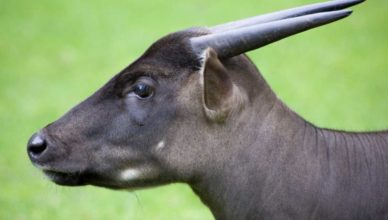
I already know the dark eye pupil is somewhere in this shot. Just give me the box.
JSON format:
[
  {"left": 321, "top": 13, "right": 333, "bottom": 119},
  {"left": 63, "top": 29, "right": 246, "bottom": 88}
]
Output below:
[{"left": 133, "top": 83, "right": 152, "bottom": 98}]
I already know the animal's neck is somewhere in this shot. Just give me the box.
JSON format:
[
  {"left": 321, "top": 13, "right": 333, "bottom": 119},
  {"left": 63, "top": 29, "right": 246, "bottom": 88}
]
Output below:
[
  {"left": 190, "top": 90, "right": 388, "bottom": 219},
  {"left": 190, "top": 93, "right": 309, "bottom": 219}
]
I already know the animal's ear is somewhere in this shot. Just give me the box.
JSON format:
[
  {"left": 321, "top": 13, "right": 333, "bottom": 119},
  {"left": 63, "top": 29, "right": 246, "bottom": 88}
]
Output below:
[{"left": 200, "top": 48, "right": 245, "bottom": 122}]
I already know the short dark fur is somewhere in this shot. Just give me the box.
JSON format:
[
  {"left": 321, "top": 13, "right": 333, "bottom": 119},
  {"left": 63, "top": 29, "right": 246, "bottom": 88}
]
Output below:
[{"left": 28, "top": 2, "right": 388, "bottom": 220}]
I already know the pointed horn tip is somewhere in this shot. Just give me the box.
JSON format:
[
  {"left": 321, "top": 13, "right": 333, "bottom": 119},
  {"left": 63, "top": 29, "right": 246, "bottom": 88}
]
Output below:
[
  {"left": 340, "top": 9, "right": 353, "bottom": 17},
  {"left": 322, "top": 9, "right": 353, "bottom": 22},
  {"left": 327, "top": 9, "right": 353, "bottom": 19},
  {"left": 348, "top": 0, "right": 366, "bottom": 6},
  {"left": 337, "top": 0, "right": 365, "bottom": 5}
]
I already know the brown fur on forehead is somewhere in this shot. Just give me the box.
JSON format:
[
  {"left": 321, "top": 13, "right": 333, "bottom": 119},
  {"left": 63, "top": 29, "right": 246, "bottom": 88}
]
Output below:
[
  {"left": 139, "top": 28, "right": 210, "bottom": 72},
  {"left": 111, "top": 28, "right": 211, "bottom": 94}
]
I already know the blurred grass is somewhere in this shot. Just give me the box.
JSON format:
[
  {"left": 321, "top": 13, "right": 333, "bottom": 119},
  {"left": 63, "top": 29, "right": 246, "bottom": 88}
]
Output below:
[{"left": 0, "top": 0, "right": 387, "bottom": 219}]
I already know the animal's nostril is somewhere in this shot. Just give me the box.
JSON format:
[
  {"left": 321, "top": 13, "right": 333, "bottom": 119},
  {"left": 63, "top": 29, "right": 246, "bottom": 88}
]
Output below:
[{"left": 27, "top": 133, "right": 47, "bottom": 158}]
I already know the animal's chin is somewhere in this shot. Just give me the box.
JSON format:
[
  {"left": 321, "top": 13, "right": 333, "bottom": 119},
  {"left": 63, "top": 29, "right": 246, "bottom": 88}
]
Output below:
[
  {"left": 43, "top": 170, "right": 85, "bottom": 186},
  {"left": 42, "top": 170, "right": 129, "bottom": 189},
  {"left": 42, "top": 169, "right": 162, "bottom": 190}
]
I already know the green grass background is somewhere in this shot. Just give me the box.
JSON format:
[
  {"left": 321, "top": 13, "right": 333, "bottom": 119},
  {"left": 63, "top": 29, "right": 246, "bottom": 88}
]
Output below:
[{"left": 1, "top": 0, "right": 387, "bottom": 219}]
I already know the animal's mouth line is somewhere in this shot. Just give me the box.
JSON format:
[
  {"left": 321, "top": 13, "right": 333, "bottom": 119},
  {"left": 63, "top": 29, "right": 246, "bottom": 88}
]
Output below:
[
  {"left": 43, "top": 169, "right": 78, "bottom": 176},
  {"left": 43, "top": 170, "right": 84, "bottom": 186}
]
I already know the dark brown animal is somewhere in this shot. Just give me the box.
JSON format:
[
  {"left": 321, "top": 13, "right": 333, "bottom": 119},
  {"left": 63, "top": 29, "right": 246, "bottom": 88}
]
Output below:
[{"left": 28, "top": 0, "right": 388, "bottom": 219}]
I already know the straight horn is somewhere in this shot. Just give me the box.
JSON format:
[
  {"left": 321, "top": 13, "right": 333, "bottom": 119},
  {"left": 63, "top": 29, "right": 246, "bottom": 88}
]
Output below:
[
  {"left": 210, "top": 0, "right": 364, "bottom": 32},
  {"left": 191, "top": 0, "right": 364, "bottom": 59}
]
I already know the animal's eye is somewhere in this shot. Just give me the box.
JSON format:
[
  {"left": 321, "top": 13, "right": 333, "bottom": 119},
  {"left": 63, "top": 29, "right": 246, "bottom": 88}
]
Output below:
[{"left": 131, "top": 82, "right": 154, "bottom": 99}]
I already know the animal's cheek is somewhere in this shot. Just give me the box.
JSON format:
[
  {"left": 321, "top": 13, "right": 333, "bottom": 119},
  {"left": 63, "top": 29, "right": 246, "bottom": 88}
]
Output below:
[
  {"left": 122, "top": 96, "right": 154, "bottom": 126},
  {"left": 128, "top": 109, "right": 149, "bottom": 126}
]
